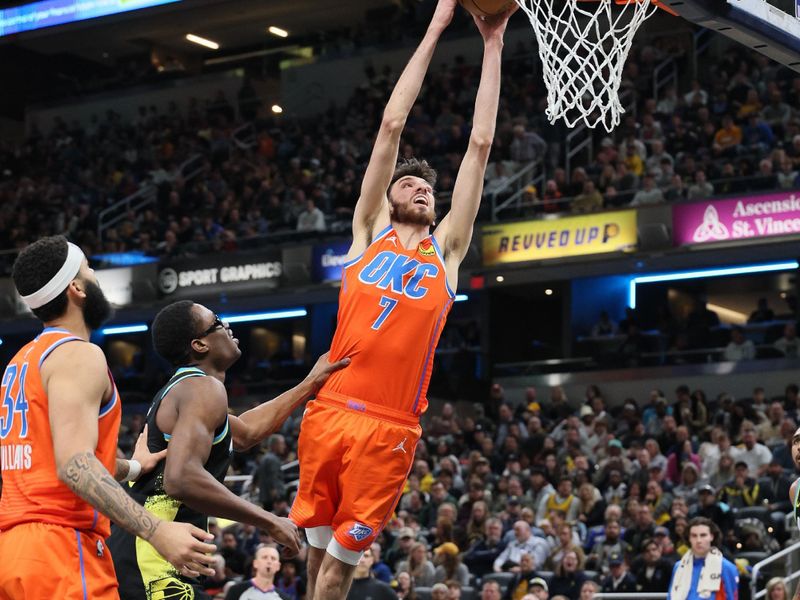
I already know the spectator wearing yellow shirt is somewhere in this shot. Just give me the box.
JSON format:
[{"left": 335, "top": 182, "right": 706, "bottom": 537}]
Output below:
[{"left": 713, "top": 116, "right": 742, "bottom": 156}]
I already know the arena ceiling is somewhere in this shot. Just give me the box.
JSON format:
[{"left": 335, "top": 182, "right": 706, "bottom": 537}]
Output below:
[{"left": 0, "top": 0, "right": 399, "bottom": 63}]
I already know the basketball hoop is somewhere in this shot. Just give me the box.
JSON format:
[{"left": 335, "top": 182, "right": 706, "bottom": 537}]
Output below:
[{"left": 515, "top": 0, "right": 659, "bottom": 132}]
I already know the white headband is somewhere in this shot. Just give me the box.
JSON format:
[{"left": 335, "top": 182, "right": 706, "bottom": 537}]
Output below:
[{"left": 21, "top": 242, "right": 85, "bottom": 309}]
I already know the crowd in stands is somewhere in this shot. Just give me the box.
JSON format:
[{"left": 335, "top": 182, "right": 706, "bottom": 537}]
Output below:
[
  {"left": 117, "top": 380, "right": 800, "bottom": 600},
  {"left": 579, "top": 296, "right": 800, "bottom": 368},
  {"left": 2, "top": 23, "right": 800, "bottom": 264}
]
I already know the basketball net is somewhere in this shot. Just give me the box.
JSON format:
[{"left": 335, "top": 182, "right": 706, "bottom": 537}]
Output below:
[{"left": 515, "top": 0, "right": 658, "bottom": 132}]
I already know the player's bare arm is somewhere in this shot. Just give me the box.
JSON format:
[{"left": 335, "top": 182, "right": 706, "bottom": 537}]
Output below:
[
  {"left": 230, "top": 352, "right": 350, "bottom": 451},
  {"left": 46, "top": 342, "right": 217, "bottom": 577},
  {"left": 434, "top": 6, "right": 514, "bottom": 291},
  {"left": 160, "top": 375, "right": 302, "bottom": 557},
  {"left": 349, "top": 0, "right": 457, "bottom": 258}
]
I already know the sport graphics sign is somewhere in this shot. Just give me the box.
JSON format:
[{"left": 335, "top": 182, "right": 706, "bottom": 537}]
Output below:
[
  {"left": 158, "top": 250, "right": 282, "bottom": 298},
  {"left": 311, "top": 241, "right": 351, "bottom": 283},
  {"left": 482, "top": 211, "right": 637, "bottom": 265},
  {"left": 673, "top": 192, "right": 800, "bottom": 246}
]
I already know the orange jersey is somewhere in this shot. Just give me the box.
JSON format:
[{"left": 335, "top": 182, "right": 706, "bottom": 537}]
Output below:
[
  {"left": 0, "top": 328, "right": 121, "bottom": 538},
  {"left": 322, "top": 225, "right": 455, "bottom": 416}
]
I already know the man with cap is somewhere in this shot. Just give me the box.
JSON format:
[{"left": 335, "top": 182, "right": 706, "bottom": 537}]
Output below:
[
  {"left": 526, "top": 577, "right": 549, "bottom": 600},
  {"left": 601, "top": 553, "right": 637, "bottom": 593},
  {"left": 494, "top": 521, "right": 549, "bottom": 573},
  {"left": 654, "top": 526, "right": 680, "bottom": 563},
  {"left": 718, "top": 461, "right": 761, "bottom": 508},
  {"left": 691, "top": 484, "right": 735, "bottom": 539},
  {"left": 0, "top": 235, "right": 218, "bottom": 598},
  {"left": 384, "top": 527, "right": 417, "bottom": 571}
]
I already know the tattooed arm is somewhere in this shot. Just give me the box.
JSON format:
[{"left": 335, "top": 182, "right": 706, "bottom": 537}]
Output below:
[{"left": 43, "top": 341, "right": 216, "bottom": 576}]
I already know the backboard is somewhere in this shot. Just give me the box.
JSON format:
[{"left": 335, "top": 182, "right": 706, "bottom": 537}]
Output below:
[{"left": 663, "top": 0, "right": 800, "bottom": 71}]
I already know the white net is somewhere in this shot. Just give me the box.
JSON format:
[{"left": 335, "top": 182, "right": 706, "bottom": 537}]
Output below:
[{"left": 515, "top": 0, "right": 658, "bottom": 132}]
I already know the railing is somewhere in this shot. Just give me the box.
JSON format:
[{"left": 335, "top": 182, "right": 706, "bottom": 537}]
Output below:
[
  {"left": 97, "top": 153, "right": 205, "bottom": 240},
  {"left": 490, "top": 159, "right": 545, "bottom": 222},
  {"left": 652, "top": 56, "right": 678, "bottom": 100},
  {"left": 96, "top": 185, "right": 157, "bottom": 240},
  {"left": 751, "top": 540, "right": 800, "bottom": 600},
  {"left": 594, "top": 595, "right": 666, "bottom": 600},
  {"left": 223, "top": 459, "right": 300, "bottom": 500},
  {"left": 691, "top": 28, "right": 715, "bottom": 79},
  {"left": 231, "top": 122, "right": 257, "bottom": 150},
  {"left": 565, "top": 126, "right": 593, "bottom": 184}
]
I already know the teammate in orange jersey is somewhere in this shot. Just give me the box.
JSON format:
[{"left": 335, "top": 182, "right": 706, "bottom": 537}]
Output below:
[
  {"left": 288, "top": 1, "right": 517, "bottom": 598},
  {"left": 0, "top": 236, "right": 217, "bottom": 600}
]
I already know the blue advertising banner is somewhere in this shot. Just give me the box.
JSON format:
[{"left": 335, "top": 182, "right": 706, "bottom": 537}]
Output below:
[{"left": 311, "top": 241, "right": 351, "bottom": 283}]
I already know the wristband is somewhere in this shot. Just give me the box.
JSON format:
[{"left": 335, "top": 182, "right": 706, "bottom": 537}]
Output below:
[{"left": 123, "top": 459, "right": 142, "bottom": 483}]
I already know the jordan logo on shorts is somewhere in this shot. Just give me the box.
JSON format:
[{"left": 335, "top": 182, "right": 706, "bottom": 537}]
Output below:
[
  {"left": 348, "top": 522, "right": 374, "bottom": 542},
  {"left": 392, "top": 437, "right": 407, "bottom": 453}
]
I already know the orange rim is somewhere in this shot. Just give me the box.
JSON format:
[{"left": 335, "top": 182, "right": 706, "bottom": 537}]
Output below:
[{"left": 574, "top": 0, "right": 677, "bottom": 15}]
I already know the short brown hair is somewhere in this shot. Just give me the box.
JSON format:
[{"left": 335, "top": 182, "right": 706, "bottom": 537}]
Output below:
[
  {"left": 687, "top": 517, "right": 722, "bottom": 547},
  {"left": 389, "top": 158, "right": 437, "bottom": 191}
]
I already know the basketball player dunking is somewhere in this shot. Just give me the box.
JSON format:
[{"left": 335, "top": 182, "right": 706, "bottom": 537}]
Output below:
[
  {"left": 288, "top": 1, "right": 517, "bottom": 598},
  {"left": 0, "top": 236, "right": 217, "bottom": 600}
]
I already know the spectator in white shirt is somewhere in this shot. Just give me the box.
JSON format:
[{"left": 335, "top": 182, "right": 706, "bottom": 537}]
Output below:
[
  {"left": 493, "top": 521, "right": 549, "bottom": 573},
  {"left": 774, "top": 322, "right": 800, "bottom": 358},
  {"left": 630, "top": 175, "right": 664, "bottom": 206},
  {"left": 687, "top": 170, "right": 715, "bottom": 200},
  {"left": 296, "top": 198, "right": 327, "bottom": 232},
  {"left": 723, "top": 326, "right": 755, "bottom": 361},
  {"left": 730, "top": 423, "right": 773, "bottom": 477}
]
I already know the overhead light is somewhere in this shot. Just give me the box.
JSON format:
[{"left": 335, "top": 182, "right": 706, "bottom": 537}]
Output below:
[
  {"left": 455, "top": 294, "right": 468, "bottom": 302},
  {"left": 496, "top": 275, "right": 504, "bottom": 283},
  {"left": 271, "top": 105, "right": 283, "bottom": 114},
  {"left": 101, "top": 324, "right": 148, "bottom": 336},
  {"left": 545, "top": 288, "right": 553, "bottom": 296},
  {"left": 268, "top": 26, "right": 289, "bottom": 38},
  {"left": 185, "top": 33, "right": 219, "bottom": 50},
  {"left": 628, "top": 261, "right": 799, "bottom": 309},
  {"left": 221, "top": 309, "right": 307, "bottom": 324}
]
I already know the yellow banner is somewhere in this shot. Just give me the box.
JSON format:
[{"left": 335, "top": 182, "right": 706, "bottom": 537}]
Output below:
[{"left": 482, "top": 211, "right": 637, "bottom": 265}]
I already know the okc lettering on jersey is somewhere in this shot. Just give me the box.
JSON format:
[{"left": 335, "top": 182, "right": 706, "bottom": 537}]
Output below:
[{"left": 357, "top": 250, "right": 439, "bottom": 299}]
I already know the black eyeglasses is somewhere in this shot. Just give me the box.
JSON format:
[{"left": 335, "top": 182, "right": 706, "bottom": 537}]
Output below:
[{"left": 198, "top": 314, "right": 224, "bottom": 338}]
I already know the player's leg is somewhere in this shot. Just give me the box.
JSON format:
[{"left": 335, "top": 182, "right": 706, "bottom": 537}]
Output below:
[
  {"left": 315, "top": 414, "right": 421, "bottom": 599},
  {"left": 305, "top": 527, "right": 333, "bottom": 599},
  {"left": 288, "top": 401, "right": 346, "bottom": 598}
]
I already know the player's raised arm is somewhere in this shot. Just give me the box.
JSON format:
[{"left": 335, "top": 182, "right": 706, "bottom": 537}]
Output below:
[
  {"left": 351, "top": 0, "right": 456, "bottom": 250},
  {"left": 435, "top": 6, "right": 515, "bottom": 266},
  {"left": 229, "top": 352, "right": 350, "bottom": 451}
]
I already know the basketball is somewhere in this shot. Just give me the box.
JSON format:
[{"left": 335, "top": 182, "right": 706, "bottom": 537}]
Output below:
[{"left": 458, "top": 0, "right": 515, "bottom": 18}]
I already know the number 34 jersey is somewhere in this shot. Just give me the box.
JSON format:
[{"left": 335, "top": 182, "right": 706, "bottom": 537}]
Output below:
[{"left": 321, "top": 224, "right": 455, "bottom": 418}]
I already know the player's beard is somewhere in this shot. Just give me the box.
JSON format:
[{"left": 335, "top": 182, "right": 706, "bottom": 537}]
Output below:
[
  {"left": 389, "top": 197, "right": 435, "bottom": 227},
  {"left": 81, "top": 279, "right": 114, "bottom": 331}
]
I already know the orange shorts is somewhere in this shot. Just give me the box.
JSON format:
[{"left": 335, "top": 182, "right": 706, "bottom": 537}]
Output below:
[
  {"left": 289, "top": 393, "right": 421, "bottom": 552},
  {"left": 0, "top": 522, "right": 119, "bottom": 600}
]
